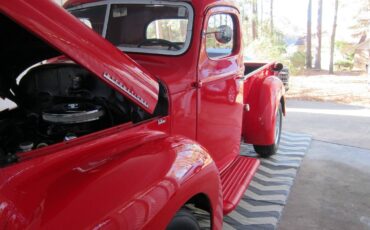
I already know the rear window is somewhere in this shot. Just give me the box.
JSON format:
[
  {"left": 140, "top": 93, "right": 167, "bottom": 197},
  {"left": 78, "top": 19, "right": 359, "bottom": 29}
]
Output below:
[
  {"left": 146, "top": 19, "right": 188, "bottom": 43},
  {"left": 69, "top": 5, "right": 107, "bottom": 35},
  {"left": 105, "top": 3, "right": 193, "bottom": 55}
]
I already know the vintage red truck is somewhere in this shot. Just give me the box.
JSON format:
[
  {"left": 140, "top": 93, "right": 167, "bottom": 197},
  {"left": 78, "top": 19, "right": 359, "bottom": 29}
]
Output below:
[{"left": 0, "top": 0, "right": 286, "bottom": 229}]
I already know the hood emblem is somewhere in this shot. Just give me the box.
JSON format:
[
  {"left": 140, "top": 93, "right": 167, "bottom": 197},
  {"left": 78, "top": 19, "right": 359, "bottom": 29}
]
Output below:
[
  {"left": 103, "top": 72, "right": 149, "bottom": 108},
  {"left": 158, "top": 118, "right": 166, "bottom": 125}
]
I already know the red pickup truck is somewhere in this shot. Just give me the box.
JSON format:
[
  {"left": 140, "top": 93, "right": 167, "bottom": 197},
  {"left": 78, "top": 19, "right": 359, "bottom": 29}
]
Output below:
[{"left": 0, "top": 0, "right": 285, "bottom": 229}]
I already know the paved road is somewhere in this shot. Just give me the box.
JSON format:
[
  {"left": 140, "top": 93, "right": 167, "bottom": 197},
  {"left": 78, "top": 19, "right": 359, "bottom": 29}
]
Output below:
[{"left": 279, "top": 100, "right": 370, "bottom": 230}]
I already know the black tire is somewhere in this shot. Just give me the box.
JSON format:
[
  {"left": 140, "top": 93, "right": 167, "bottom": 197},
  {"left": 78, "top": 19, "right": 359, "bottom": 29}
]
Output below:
[
  {"left": 167, "top": 208, "right": 200, "bottom": 230},
  {"left": 254, "top": 103, "right": 282, "bottom": 158}
]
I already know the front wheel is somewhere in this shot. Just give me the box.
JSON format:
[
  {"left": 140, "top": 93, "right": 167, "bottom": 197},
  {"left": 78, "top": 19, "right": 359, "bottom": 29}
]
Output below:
[
  {"left": 254, "top": 104, "right": 282, "bottom": 158},
  {"left": 167, "top": 208, "right": 200, "bottom": 230}
]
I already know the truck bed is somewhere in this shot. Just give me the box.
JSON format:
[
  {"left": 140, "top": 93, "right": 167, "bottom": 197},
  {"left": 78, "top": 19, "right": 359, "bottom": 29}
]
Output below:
[{"left": 244, "top": 62, "right": 270, "bottom": 77}]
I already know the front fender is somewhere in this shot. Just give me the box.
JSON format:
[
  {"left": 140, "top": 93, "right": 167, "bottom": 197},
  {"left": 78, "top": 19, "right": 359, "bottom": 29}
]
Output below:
[
  {"left": 143, "top": 137, "right": 223, "bottom": 230},
  {"left": 243, "top": 75, "right": 285, "bottom": 145},
  {"left": 0, "top": 132, "right": 221, "bottom": 230}
]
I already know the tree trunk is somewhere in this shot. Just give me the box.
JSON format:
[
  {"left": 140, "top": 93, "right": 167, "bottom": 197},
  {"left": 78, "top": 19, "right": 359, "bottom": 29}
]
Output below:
[
  {"left": 306, "top": 0, "right": 312, "bottom": 69},
  {"left": 329, "top": 0, "right": 339, "bottom": 74},
  {"left": 315, "top": 0, "right": 323, "bottom": 69},
  {"left": 252, "top": 0, "right": 258, "bottom": 40},
  {"left": 270, "top": 0, "right": 274, "bottom": 34},
  {"left": 260, "top": 0, "right": 263, "bottom": 36}
]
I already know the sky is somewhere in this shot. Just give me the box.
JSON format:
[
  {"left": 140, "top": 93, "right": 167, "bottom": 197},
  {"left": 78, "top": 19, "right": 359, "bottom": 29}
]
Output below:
[
  {"left": 273, "top": 0, "right": 366, "bottom": 42},
  {"left": 55, "top": 0, "right": 367, "bottom": 43}
]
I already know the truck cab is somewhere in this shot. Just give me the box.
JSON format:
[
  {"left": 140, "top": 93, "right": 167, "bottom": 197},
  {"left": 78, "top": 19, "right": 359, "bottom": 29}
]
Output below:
[
  {"left": 0, "top": 0, "right": 285, "bottom": 229},
  {"left": 65, "top": 0, "right": 285, "bottom": 161}
]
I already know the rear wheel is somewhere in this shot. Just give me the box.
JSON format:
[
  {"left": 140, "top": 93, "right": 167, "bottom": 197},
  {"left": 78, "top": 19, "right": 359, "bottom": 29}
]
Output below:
[
  {"left": 167, "top": 208, "right": 200, "bottom": 230},
  {"left": 254, "top": 103, "right": 282, "bottom": 158}
]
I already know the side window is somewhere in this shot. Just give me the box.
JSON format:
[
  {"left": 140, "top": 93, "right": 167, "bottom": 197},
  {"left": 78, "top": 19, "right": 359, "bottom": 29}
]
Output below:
[{"left": 206, "top": 14, "right": 234, "bottom": 58}]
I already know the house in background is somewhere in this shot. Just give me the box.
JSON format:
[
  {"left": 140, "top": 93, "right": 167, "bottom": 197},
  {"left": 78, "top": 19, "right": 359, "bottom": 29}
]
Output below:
[
  {"left": 353, "top": 34, "right": 370, "bottom": 71},
  {"left": 286, "top": 31, "right": 332, "bottom": 70},
  {"left": 285, "top": 36, "right": 306, "bottom": 55}
]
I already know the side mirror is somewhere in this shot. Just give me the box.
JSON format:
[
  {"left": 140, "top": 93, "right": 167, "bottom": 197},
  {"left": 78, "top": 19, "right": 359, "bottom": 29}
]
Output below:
[
  {"left": 215, "top": 25, "right": 233, "bottom": 44},
  {"left": 272, "top": 63, "right": 283, "bottom": 72}
]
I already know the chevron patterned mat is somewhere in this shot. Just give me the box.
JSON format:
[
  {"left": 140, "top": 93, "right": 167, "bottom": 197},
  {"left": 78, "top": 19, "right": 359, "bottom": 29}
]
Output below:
[{"left": 223, "top": 131, "right": 312, "bottom": 230}]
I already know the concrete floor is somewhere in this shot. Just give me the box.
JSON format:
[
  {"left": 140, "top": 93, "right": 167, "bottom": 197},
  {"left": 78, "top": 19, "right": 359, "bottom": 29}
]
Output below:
[{"left": 279, "top": 100, "right": 370, "bottom": 230}]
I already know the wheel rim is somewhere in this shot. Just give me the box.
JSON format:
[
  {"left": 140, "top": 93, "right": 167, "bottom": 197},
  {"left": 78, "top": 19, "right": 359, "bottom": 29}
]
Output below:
[{"left": 275, "top": 108, "right": 281, "bottom": 145}]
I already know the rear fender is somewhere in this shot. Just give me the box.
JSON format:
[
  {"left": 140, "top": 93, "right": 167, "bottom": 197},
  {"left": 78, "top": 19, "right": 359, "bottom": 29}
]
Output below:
[{"left": 243, "top": 75, "right": 285, "bottom": 145}]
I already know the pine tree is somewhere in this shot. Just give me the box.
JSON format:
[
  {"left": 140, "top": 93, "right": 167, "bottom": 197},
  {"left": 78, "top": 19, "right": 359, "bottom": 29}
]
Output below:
[
  {"left": 329, "top": 0, "right": 339, "bottom": 74},
  {"left": 270, "top": 0, "right": 274, "bottom": 35},
  {"left": 314, "top": 0, "right": 323, "bottom": 69},
  {"left": 306, "top": 0, "right": 312, "bottom": 69},
  {"left": 252, "top": 0, "right": 258, "bottom": 40}
]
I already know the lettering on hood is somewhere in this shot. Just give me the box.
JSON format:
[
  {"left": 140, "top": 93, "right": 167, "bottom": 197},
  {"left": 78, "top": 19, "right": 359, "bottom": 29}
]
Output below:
[{"left": 103, "top": 72, "right": 149, "bottom": 108}]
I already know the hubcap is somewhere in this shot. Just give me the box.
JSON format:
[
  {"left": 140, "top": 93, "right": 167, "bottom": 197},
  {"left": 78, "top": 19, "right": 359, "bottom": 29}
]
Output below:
[{"left": 275, "top": 108, "right": 281, "bottom": 145}]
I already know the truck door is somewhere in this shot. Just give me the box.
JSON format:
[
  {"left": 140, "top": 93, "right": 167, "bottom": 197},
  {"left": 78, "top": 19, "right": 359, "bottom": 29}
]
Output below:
[{"left": 197, "top": 7, "right": 244, "bottom": 171}]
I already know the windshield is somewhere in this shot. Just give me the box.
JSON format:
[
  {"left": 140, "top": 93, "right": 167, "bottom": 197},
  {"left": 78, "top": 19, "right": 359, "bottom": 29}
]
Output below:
[{"left": 68, "top": 2, "right": 193, "bottom": 55}]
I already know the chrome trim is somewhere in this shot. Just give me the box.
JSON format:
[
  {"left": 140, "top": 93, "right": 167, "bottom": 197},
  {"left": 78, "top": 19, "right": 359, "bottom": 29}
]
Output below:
[
  {"left": 103, "top": 72, "right": 149, "bottom": 108},
  {"left": 275, "top": 108, "right": 281, "bottom": 145},
  {"left": 102, "top": 4, "right": 111, "bottom": 37},
  {"left": 42, "top": 108, "right": 105, "bottom": 124}
]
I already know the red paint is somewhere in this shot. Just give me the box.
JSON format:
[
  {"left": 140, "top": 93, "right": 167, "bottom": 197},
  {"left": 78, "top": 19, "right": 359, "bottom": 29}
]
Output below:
[
  {"left": 221, "top": 156, "right": 260, "bottom": 214},
  {"left": 197, "top": 6, "right": 245, "bottom": 171},
  {"left": 0, "top": 0, "right": 285, "bottom": 229}
]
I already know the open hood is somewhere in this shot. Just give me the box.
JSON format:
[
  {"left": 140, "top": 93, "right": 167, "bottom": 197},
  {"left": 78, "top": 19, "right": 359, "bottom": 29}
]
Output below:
[{"left": 0, "top": 0, "right": 159, "bottom": 113}]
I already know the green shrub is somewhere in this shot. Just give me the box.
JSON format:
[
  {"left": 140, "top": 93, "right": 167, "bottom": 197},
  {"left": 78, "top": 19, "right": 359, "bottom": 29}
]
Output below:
[
  {"left": 334, "top": 60, "right": 354, "bottom": 70},
  {"left": 288, "top": 51, "right": 306, "bottom": 74},
  {"left": 245, "top": 30, "right": 287, "bottom": 62}
]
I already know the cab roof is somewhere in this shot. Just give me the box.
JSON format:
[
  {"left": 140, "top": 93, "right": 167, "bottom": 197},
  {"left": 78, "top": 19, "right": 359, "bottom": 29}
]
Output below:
[{"left": 63, "top": 0, "right": 238, "bottom": 12}]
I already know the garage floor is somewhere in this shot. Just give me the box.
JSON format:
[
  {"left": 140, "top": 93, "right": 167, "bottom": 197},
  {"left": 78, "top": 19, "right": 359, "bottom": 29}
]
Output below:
[{"left": 279, "top": 100, "right": 370, "bottom": 230}]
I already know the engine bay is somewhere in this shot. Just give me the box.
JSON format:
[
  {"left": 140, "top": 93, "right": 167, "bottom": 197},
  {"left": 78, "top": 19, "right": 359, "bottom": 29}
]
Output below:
[{"left": 0, "top": 64, "right": 163, "bottom": 166}]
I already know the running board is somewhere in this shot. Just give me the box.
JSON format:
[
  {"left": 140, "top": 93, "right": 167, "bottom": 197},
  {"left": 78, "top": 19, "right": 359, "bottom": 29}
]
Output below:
[{"left": 220, "top": 155, "right": 260, "bottom": 215}]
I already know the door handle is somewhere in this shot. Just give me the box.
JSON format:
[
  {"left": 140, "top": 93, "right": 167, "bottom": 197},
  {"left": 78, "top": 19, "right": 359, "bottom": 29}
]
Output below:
[
  {"left": 236, "top": 73, "right": 245, "bottom": 80},
  {"left": 192, "top": 81, "right": 203, "bottom": 88}
]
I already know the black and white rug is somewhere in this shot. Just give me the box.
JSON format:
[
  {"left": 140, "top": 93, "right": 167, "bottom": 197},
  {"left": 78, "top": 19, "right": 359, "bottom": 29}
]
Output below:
[{"left": 223, "top": 131, "right": 312, "bottom": 230}]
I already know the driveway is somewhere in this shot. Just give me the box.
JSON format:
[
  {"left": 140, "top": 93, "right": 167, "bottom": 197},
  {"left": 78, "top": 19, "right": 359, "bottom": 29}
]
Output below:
[
  {"left": 279, "top": 100, "right": 370, "bottom": 230},
  {"left": 284, "top": 100, "right": 370, "bottom": 149}
]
